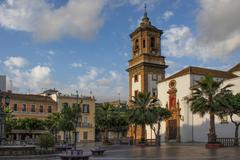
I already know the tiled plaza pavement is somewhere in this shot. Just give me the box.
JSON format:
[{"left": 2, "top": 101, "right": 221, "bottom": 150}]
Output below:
[{"left": 1, "top": 143, "right": 240, "bottom": 160}]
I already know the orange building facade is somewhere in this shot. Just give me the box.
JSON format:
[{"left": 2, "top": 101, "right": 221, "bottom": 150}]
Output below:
[
  {"left": 0, "top": 91, "right": 58, "bottom": 141},
  {"left": 0, "top": 91, "right": 58, "bottom": 119}
]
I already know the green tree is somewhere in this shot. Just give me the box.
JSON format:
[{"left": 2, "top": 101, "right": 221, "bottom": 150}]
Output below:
[
  {"left": 110, "top": 106, "right": 129, "bottom": 139},
  {"left": 129, "top": 92, "right": 154, "bottom": 143},
  {"left": 59, "top": 103, "right": 74, "bottom": 144},
  {"left": 45, "top": 112, "right": 61, "bottom": 143},
  {"left": 15, "top": 118, "right": 45, "bottom": 132},
  {"left": 71, "top": 103, "right": 82, "bottom": 150},
  {"left": 148, "top": 106, "right": 171, "bottom": 146},
  {"left": 95, "top": 103, "right": 113, "bottom": 143},
  {"left": 59, "top": 102, "right": 81, "bottom": 149},
  {"left": 188, "top": 75, "right": 233, "bottom": 143},
  {"left": 218, "top": 93, "right": 240, "bottom": 146},
  {"left": 4, "top": 107, "right": 16, "bottom": 135},
  {"left": 39, "top": 133, "right": 55, "bottom": 150}
]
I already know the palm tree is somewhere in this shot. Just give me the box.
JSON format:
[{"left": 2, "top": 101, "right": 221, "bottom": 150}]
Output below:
[
  {"left": 188, "top": 75, "right": 233, "bottom": 143},
  {"left": 130, "top": 92, "right": 153, "bottom": 143}
]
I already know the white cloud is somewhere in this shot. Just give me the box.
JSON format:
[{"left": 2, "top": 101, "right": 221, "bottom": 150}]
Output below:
[
  {"left": 48, "top": 50, "right": 55, "bottom": 55},
  {"left": 60, "top": 67, "right": 128, "bottom": 102},
  {"left": 162, "top": 26, "right": 196, "bottom": 57},
  {"left": 163, "top": 10, "right": 174, "bottom": 21},
  {"left": 3, "top": 56, "right": 27, "bottom": 68},
  {"left": 28, "top": 65, "right": 52, "bottom": 89},
  {"left": 71, "top": 62, "right": 83, "bottom": 68},
  {"left": 97, "top": 71, "right": 118, "bottom": 86},
  {"left": 4, "top": 61, "right": 52, "bottom": 92},
  {"left": 162, "top": 0, "right": 240, "bottom": 61},
  {"left": 109, "top": 0, "right": 158, "bottom": 10},
  {"left": 0, "top": 0, "right": 106, "bottom": 42},
  {"left": 78, "top": 68, "right": 98, "bottom": 88},
  {"left": 0, "top": 0, "right": 159, "bottom": 42},
  {"left": 197, "top": 0, "right": 240, "bottom": 57}
]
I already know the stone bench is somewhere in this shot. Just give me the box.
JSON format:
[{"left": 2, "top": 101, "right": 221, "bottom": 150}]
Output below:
[
  {"left": 91, "top": 148, "right": 106, "bottom": 156},
  {"left": 59, "top": 149, "right": 91, "bottom": 160}
]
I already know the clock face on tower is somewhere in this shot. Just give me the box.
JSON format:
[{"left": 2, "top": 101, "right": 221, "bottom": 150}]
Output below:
[{"left": 169, "top": 80, "right": 176, "bottom": 89}]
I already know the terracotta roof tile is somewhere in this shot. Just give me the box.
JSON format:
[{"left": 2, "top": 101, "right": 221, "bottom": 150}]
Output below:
[
  {"left": 0, "top": 91, "right": 56, "bottom": 104},
  {"left": 228, "top": 63, "right": 240, "bottom": 73},
  {"left": 159, "top": 66, "right": 238, "bottom": 83}
]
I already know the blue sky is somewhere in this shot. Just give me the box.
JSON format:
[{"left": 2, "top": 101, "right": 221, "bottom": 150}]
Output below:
[{"left": 0, "top": 0, "right": 239, "bottom": 102}]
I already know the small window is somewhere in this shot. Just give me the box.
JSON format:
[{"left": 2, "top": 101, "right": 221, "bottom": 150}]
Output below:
[
  {"left": 134, "top": 75, "right": 138, "bottom": 82},
  {"left": 143, "top": 39, "right": 146, "bottom": 48},
  {"left": 152, "top": 88, "right": 157, "bottom": 97},
  {"left": 13, "top": 104, "right": 18, "bottom": 112},
  {"left": 134, "top": 90, "right": 138, "bottom": 97},
  {"left": 31, "top": 105, "right": 35, "bottom": 112},
  {"left": 83, "top": 104, "right": 89, "bottom": 113},
  {"left": 152, "top": 74, "right": 157, "bottom": 81},
  {"left": 22, "top": 104, "right": 26, "bottom": 112},
  {"left": 151, "top": 37, "right": 155, "bottom": 48},
  {"left": 135, "top": 39, "right": 139, "bottom": 50},
  {"left": 39, "top": 105, "right": 44, "bottom": 113},
  {"left": 48, "top": 106, "right": 52, "bottom": 113},
  {"left": 83, "top": 131, "right": 88, "bottom": 140}
]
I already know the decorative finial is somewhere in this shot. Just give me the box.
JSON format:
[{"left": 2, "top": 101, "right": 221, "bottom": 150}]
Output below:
[{"left": 144, "top": 3, "right": 147, "bottom": 17}]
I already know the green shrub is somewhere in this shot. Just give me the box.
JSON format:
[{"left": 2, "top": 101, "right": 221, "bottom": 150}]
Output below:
[{"left": 39, "top": 133, "right": 55, "bottom": 150}]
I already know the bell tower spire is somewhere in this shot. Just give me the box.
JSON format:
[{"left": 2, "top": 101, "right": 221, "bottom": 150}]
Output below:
[
  {"left": 127, "top": 5, "right": 168, "bottom": 140},
  {"left": 127, "top": 6, "right": 167, "bottom": 99},
  {"left": 144, "top": 3, "right": 147, "bottom": 18}
]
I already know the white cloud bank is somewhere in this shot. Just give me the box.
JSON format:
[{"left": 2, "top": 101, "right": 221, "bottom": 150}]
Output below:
[
  {"left": 0, "top": 0, "right": 159, "bottom": 42},
  {"left": 162, "top": 0, "right": 240, "bottom": 61},
  {"left": 61, "top": 67, "right": 128, "bottom": 102},
  {"left": 3, "top": 56, "right": 27, "bottom": 68},
  {"left": 3, "top": 56, "right": 52, "bottom": 92},
  {"left": 0, "top": 0, "right": 106, "bottom": 42}
]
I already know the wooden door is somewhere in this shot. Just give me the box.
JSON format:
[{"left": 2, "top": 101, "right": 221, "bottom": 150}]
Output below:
[{"left": 168, "top": 119, "right": 177, "bottom": 140}]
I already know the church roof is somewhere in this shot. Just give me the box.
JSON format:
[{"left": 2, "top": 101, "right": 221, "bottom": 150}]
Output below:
[
  {"left": 0, "top": 91, "right": 57, "bottom": 104},
  {"left": 228, "top": 63, "right": 240, "bottom": 73},
  {"left": 159, "top": 66, "right": 238, "bottom": 83}
]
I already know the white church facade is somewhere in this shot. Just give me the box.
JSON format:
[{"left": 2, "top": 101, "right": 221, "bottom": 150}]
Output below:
[
  {"left": 156, "top": 64, "right": 240, "bottom": 142},
  {"left": 127, "top": 7, "right": 240, "bottom": 142}
]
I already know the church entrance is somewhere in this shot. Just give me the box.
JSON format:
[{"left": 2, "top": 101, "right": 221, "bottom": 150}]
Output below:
[{"left": 168, "top": 119, "right": 177, "bottom": 140}]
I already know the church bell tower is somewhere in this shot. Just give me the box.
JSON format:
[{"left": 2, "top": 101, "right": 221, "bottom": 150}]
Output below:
[{"left": 127, "top": 6, "right": 168, "bottom": 101}]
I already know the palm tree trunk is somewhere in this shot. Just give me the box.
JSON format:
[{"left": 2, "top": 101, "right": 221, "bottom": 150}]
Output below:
[
  {"left": 141, "top": 124, "right": 146, "bottom": 143},
  {"left": 134, "top": 124, "right": 137, "bottom": 144},
  {"left": 208, "top": 112, "right": 216, "bottom": 143}
]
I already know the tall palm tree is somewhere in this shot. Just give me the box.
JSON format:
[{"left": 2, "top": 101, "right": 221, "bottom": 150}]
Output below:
[
  {"left": 188, "top": 75, "right": 233, "bottom": 143},
  {"left": 130, "top": 92, "right": 153, "bottom": 143}
]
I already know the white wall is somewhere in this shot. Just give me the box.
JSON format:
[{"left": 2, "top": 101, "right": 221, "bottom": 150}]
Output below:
[
  {"left": 148, "top": 74, "right": 157, "bottom": 95},
  {"left": 132, "top": 75, "right": 141, "bottom": 97},
  {"left": 232, "top": 71, "right": 240, "bottom": 76},
  {"left": 223, "top": 77, "right": 240, "bottom": 94},
  {"left": 157, "top": 74, "right": 240, "bottom": 143},
  {"left": 157, "top": 74, "right": 191, "bottom": 142}
]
